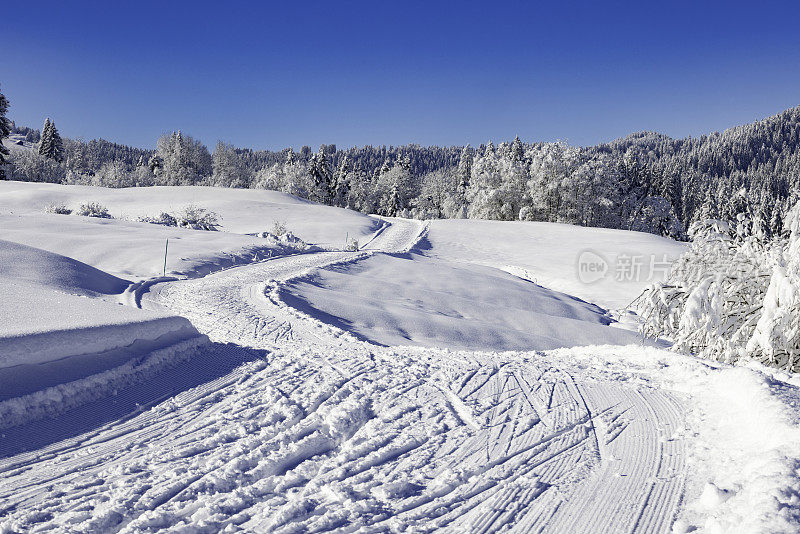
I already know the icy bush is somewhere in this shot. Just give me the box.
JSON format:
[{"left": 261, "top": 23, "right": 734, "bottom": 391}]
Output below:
[
  {"left": 174, "top": 204, "right": 220, "bottom": 231},
  {"left": 75, "top": 202, "right": 112, "bottom": 218},
  {"left": 272, "top": 220, "right": 287, "bottom": 236},
  {"left": 138, "top": 212, "right": 178, "bottom": 227},
  {"left": 634, "top": 207, "right": 800, "bottom": 371},
  {"left": 255, "top": 229, "right": 308, "bottom": 250},
  {"left": 44, "top": 203, "right": 71, "bottom": 215}
]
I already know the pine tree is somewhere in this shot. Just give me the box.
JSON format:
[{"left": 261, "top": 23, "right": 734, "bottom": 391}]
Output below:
[
  {"left": 38, "top": 118, "right": 64, "bottom": 162},
  {"left": 0, "top": 85, "right": 10, "bottom": 179},
  {"left": 38, "top": 118, "right": 52, "bottom": 158}
]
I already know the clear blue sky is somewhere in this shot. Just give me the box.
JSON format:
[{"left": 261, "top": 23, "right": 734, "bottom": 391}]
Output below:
[{"left": 3, "top": 0, "right": 800, "bottom": 150}]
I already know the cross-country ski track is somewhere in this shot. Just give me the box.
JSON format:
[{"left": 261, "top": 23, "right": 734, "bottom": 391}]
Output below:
[{"left": 1, "top": 216, "right": 789, "bottom": 533}]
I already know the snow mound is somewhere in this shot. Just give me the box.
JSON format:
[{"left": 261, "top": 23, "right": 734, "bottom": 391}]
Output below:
[
  {"left": 0, "top": 239, "right": 129, "bottom": 296},
  {"left": 281, "top": 252, "right": 647, "bottom": 351}
]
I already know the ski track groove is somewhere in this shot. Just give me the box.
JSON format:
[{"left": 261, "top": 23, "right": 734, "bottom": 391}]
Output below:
[{"left": 0, "top": 217, "right": 691, "bottom": 533}]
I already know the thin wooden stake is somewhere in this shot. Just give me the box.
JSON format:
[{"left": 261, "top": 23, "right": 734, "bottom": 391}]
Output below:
[{"left": 163, "top": 238, "right": 169, "bottom": 277}]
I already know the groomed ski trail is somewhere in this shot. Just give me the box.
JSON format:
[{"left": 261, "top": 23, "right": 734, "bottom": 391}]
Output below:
[{"left": 0, "top": 217, "right": 689, "bottom": 533}]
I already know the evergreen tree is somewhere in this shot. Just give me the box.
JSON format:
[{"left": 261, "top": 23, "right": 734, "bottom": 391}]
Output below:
[
  {"left": 0, "top": 85, "right": 10, "bottom": 179},
  {"left": 38, "top": 118, "right": 64, "bottom": 162}
]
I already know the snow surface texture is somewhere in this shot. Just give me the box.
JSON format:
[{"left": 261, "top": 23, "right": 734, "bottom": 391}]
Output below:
[
  {"left": 281, "top": 251, "right": 647, "bottom": 351},
  {"left": 1, "top": 216, "right": 798, "bottom": 532},
  {"left": 424, "top": 218, "right": 688, "bottom": 310}
]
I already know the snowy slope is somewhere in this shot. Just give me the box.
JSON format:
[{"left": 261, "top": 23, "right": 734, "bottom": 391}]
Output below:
[
  {"left": 424, "top": 219, "right": 688, "bottom": 309},
  {"left": 0, "top": 239, "right": 130, "bottom": 295},
  {"left": 0, "top": 212, "right": 294, "bottom": 279},
  {"left": 281, "top": 251, "right": 646, "bottom": 351},
  {"left": 0, "top": 181, "right": 380, "bottom": 246}
]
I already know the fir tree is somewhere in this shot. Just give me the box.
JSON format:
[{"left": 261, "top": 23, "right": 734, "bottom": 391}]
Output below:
[
  {"left": 38, "top": 118, "right": 64, "bottom": 162},
  {"left": 0, "top": 85, "right": 10, "bottom": 179}
]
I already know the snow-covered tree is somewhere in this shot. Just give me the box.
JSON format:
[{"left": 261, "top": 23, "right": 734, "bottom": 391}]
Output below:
[
  {"left": 308, "top": 146, "right": 334, "bottom": 203},
  {"left": 212, "top": 141, "right": 250, "bottom": 188},
  {"left": 155, "top": 131, "right": 212, "bottom": 185}
]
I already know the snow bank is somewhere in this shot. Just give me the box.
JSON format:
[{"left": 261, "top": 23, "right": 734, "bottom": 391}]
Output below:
[
  {"left": 0, "top": 280, "right": 196, "bottom": 368},
  {"left": 0, "top": 242, "right": 206, "bottom": 402},
  {"left": 424, "top": 218, "right": 687, "bottom": 309},
  {"left": 281, "top": 252, "right": 647, "bottom": 351}
]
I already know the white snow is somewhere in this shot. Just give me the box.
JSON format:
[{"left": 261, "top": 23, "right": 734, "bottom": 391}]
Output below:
[
  {"left": 281, "top": 251, "right": 647, "bottom": 351},
  {"left": 0, "top": 181, "right": 384, "bottom": 280},
  {"left": 0, "top": 187, "right": 798, "bottom": 533},
  {"left": 0, "top": 181, "right": 380, "bottom": 245},
  {"left": 424, "top": 218, "right": 688, "bottom": 309},
  {"left": 0, "top": 238, "right": 206, "bottom": 405}
]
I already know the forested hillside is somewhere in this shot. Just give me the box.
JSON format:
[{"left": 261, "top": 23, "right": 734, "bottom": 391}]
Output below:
[{"left": 4, "top": 106, "right": 800, "bottom": 239}]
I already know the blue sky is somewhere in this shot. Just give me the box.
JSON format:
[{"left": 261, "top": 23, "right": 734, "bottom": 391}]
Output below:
[{"left": 3, "top": 0, "right": 800, "bottom": 150}]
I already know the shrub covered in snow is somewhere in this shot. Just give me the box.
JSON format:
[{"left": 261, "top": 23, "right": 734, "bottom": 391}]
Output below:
[
  {"left": 138, "top": 212, "right": 178, "bottom": 227},
  {"left": 174, "top": 204, "right": 220, "bottom": 231},
  {"left": 635, "top": 206, "right": 800, "bottom": 371},
  {"left": 75, "top": 202, "right": 112, "bottom": 218},
  {"left": 44, "top": 203, "right": 72, "bottom": 215},
  {"left": 255, "top": 229, "right": 308, "bottom": 251},
  {"left": 271, "top": 220, "right": 287, "bottom": 237}
]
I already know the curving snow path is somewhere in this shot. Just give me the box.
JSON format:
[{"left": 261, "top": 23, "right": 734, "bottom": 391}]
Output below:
[{"left": 0, "top": 217, "right": 693, "bottom": 533}]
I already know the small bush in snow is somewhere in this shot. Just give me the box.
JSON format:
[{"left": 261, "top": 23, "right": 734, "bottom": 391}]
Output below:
[
  {"left": 175, "top": 204, "right": 220, "bottom": 231},
  {"left": 272, "top": 220, "right": 287, "bottom": 237},
  {"left": 75, "top": 202, "right": 112, "bottom": 218},
  {"left": 138, "top": 212, "right": 178, "bottom": 227},
  {"left": 256, "top": 230, "right": 307, "bottom": 250},
  {"left": 44, "top": 203, "right": 72, "bottom": 215}
]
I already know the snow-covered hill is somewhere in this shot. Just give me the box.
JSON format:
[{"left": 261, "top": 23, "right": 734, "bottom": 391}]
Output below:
[{"left": 0, "top": 185, "right": 798, "bottom": 533}]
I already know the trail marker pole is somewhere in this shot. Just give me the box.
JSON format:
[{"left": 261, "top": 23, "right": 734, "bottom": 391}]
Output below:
[{"left": 163, "top": 238, "right": 169, "bottom": 277}]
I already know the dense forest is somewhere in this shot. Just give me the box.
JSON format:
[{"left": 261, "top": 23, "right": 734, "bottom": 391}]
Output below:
[{"left": 3, "top": 97, "right": 800, "bottom": 240}]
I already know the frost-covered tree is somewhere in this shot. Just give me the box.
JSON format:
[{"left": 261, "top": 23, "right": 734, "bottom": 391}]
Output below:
[
  {"left": 212, "top": 141, "right": 250, "bottom": 188},
  {"left": 467, "top": 148, "right": 526, "bottom": 220},
  {"left": 91, "top": 160, "right": 137, "bottom": 188},
  {"left": 308, "top": 146, "right": 333, "bottom": 203},
  {"left": 8, "top": 149, "right": 66, "bottom": 183},
  {"left": 414, "top": 168, "right": 458, "bottom": 219},
  {"left": 332, "top": 155, "right": 352, "bottom": 208},
  {"left": 155, "top": 131, "right": 211, "bottom": 185}
]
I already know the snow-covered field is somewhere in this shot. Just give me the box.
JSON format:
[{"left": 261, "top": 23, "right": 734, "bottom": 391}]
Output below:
[
  {"left": 0, "top": 181, "right": 383, "bottom": 279},
  {"left": 1, "top": 183, "right": 799, "bottom": 533}
]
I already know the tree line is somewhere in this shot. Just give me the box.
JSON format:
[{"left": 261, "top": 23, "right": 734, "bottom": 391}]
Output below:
[{"left": 2, "top": 82, "right": 799, "bottom": 240}]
